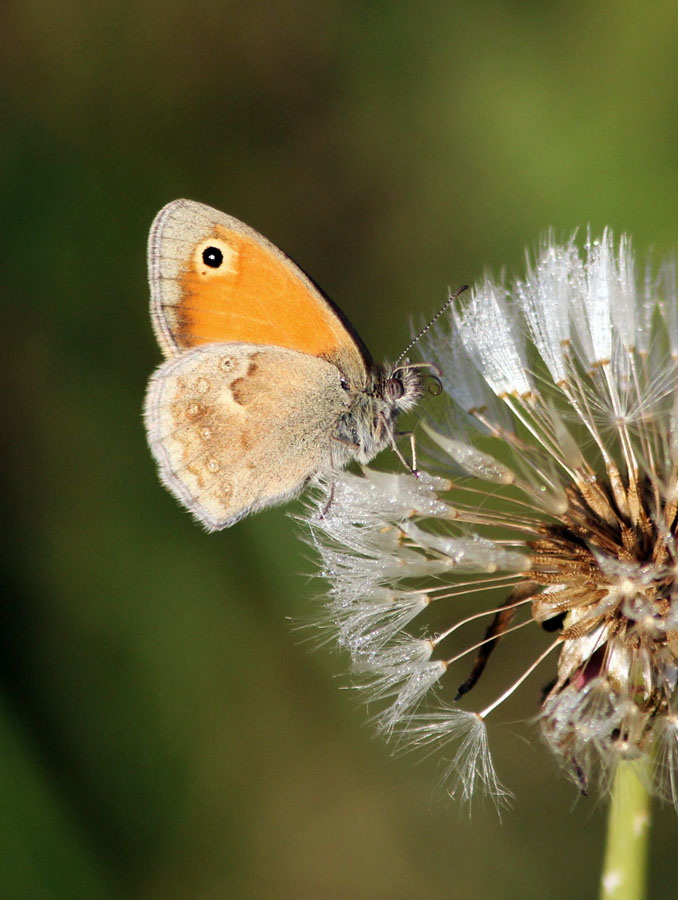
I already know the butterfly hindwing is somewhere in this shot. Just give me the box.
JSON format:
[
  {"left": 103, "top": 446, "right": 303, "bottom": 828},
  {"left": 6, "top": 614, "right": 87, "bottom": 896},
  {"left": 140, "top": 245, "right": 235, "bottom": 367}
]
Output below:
[{"left": 144, "top": 343, "right": 352, "bottom": 529}]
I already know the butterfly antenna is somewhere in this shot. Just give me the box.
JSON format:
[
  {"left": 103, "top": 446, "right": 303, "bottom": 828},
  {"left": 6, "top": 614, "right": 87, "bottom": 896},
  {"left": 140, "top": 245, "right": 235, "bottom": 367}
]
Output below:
[{"left": 395, "top": 284, "right": 468, "bottom": 364}]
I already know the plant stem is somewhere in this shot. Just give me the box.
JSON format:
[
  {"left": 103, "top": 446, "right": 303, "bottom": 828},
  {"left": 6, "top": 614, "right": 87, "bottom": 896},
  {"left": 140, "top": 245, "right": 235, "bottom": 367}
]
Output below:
[{"left": 599, "top": 760, "right": 651, "bottom": 900}]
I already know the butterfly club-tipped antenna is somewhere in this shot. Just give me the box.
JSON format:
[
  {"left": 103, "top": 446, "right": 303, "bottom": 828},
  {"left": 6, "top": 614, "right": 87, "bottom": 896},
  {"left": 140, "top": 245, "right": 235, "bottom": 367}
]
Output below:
[
  {"left": 395, "top": 283, "right": 468, "bottom": 366},
  {"left": 393, "top": 283, "right": 468, "bottom": 392}
]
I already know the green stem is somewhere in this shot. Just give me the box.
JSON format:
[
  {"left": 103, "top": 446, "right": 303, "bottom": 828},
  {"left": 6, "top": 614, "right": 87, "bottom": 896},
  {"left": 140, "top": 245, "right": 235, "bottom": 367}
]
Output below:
[{"left": 599, "top": 760, "right": 652, "bottom": 900}]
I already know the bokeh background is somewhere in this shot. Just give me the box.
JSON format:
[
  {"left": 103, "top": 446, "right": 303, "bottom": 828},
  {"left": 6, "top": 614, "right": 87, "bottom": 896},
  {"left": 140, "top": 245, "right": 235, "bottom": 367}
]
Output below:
[{"left": 3, "top": 1, "right": 678, "bottom": 897}]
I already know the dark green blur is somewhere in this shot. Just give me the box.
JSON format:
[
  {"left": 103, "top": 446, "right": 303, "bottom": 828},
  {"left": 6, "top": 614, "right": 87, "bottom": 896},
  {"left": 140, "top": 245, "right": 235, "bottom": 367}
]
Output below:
[{"left": 2, "top": 2, "right": 677, "bottom": 897}]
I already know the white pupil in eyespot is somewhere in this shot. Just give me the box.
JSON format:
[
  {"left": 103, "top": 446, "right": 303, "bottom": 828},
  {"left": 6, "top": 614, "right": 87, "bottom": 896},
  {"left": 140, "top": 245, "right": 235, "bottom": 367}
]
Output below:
[{"left": 203, "top": 247, "right": 223, "bottom": 268}]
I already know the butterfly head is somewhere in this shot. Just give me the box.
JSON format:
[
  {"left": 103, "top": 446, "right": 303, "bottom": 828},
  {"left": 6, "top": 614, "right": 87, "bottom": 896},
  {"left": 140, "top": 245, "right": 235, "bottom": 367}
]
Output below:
[{"left": 377, "top": 361, "right": 428, "bottom": 413}]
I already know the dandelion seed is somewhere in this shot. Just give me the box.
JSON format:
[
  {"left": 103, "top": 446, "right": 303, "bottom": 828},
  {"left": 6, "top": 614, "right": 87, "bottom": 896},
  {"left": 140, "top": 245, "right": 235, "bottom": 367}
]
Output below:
[
  {"left": 304, "top": 231, "right": 678, "bottom": 810},
  {"left": 404, "top": 707, "right": 511, "bottom": 808}
]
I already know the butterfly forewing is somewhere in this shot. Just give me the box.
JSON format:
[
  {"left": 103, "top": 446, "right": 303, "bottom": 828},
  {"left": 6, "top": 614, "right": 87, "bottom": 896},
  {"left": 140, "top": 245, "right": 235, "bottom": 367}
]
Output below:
[{"left": 148, "top": 199, "right": 367, "bottom": 385}]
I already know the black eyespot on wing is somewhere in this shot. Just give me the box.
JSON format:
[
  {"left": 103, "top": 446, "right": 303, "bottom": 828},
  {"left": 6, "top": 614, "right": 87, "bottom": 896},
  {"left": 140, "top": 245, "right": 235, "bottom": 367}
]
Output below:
[{"left": 202, "top": 246, "right": 224, "bottom": 268}]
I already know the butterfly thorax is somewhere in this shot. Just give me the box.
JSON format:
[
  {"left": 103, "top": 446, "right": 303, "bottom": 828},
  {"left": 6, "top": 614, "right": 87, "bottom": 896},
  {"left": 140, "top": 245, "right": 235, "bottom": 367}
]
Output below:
[{"left": 333, "top": 362, "right": 425, "bottom": 463}]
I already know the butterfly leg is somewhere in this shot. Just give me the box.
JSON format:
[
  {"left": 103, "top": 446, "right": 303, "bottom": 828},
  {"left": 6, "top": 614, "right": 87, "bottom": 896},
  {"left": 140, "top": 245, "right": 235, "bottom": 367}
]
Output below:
[
  {"left": 330, "top": 434, "right": 361, "bottom": 453},
  {"left": 319, "top": 439, "right": 357, "bottom": 519},
  {"left": 390, "top": 428, "right": 419, "bottom": 478},
  {"left": 319, "top": 479, "right": 336, "bottom": 519}
]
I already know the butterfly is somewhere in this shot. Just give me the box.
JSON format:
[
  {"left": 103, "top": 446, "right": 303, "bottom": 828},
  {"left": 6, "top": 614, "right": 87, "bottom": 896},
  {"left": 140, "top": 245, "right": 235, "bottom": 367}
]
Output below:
[{"left": 143, "top": 199, "right": 434, "bottom": 531}]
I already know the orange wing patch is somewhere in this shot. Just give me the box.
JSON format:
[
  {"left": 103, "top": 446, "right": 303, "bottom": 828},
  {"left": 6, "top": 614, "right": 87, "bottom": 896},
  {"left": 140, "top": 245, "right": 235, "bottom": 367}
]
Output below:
[
  {"left": 166, "top": 222, "right": 361, "bottom": 372},
  {"left": 149, "top": 200, "right": 368, "bottom": 382}
]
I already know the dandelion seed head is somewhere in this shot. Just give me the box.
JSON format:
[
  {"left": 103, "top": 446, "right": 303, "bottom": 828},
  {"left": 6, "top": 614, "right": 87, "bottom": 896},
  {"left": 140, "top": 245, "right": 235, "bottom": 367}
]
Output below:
[{"left": 303, "top": 232, "right": 678, "bottom": 811}]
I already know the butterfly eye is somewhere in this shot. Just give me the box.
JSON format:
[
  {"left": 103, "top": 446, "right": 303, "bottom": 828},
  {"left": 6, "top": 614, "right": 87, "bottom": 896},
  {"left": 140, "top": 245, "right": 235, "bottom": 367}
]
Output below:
[
  {"left": 202, "top": 246, "right": 224, "bottom": 268},
  {"left": 385, "top": 377, "right": 405, "bottom": 403},
  {"left": 340, "top": 375, "right": 350, "bottom": 391}
]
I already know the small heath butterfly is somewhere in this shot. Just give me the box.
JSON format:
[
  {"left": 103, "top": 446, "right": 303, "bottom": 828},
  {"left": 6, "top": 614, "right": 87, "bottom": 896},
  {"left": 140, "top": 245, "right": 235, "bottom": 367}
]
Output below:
[{"left": 144, "top": 199, "right": 431, "bottom": 530}]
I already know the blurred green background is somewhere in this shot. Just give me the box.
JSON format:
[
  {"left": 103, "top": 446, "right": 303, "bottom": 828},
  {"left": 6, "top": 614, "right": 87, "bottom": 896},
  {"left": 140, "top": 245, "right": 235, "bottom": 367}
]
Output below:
[{"left": 3, "top": 1, "right": 677, "bottom": 897}]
